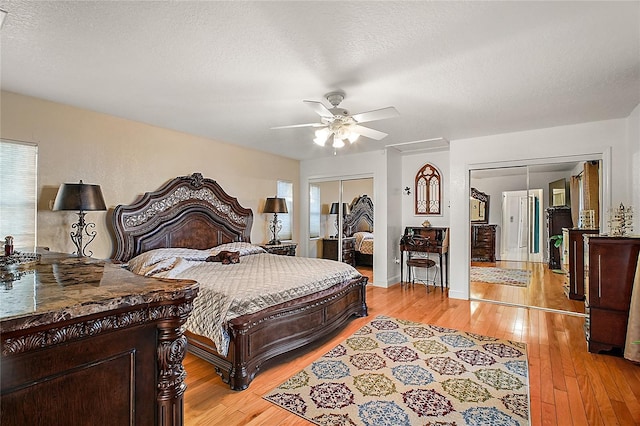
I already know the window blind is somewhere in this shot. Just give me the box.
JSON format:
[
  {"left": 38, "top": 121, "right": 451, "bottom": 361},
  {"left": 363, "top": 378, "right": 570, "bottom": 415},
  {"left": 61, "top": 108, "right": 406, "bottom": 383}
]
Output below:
[
  {"left": 0, "top": 140, "right": 38, "bottom": 249},
  {"left": 277, "top": 180, "right": 293, "bottom": 241},
  {"left": 309, "top": 184, "right": 320, "bottom": 238}
]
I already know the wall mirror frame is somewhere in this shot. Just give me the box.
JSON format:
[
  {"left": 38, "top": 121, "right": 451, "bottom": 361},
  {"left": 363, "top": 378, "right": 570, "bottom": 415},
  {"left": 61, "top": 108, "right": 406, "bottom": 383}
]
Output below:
[
  {"left": 414, "top": 163, "right": 442, "bottom": 215},
  {"left": 470, "top": 187, "right": 489, "bottom": 224},
  {"left": 548, "top": 177, "right": 571, "bottom": 208}
]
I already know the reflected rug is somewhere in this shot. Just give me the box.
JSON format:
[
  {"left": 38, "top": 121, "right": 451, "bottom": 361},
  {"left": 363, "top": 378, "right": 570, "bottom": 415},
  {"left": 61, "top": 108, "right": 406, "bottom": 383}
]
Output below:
[
  {"left": 263, "top": 315, "right": 529, "bottom": 426},
  {"left": 470, "top": 267, "right": 531, "bottom": 287}
]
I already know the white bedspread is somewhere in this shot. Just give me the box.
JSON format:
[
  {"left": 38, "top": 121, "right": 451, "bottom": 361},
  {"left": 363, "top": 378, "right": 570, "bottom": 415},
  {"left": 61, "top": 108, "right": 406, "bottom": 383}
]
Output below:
[{"left": 151, "top": 253, "right": 362, "bottom": 356}]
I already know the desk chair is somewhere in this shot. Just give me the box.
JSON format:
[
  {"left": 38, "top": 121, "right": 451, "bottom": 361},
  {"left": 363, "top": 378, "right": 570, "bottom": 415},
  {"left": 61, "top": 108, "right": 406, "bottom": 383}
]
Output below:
[{"left": 404, "top": 236, "right": 439, "bottom": 291}]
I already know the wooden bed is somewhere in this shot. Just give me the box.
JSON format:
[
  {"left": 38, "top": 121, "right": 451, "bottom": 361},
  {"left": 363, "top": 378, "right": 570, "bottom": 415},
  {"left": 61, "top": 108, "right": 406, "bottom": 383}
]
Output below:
[
  {"left": 112, "top": 173, "right": 368, "bottom": 390},
  {"left": 344, "top": 195, "right": 374, "bottom": 266}
]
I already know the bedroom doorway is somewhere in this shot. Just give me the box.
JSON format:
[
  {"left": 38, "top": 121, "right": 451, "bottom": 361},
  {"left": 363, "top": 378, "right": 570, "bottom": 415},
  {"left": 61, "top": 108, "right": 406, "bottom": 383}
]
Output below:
[
  {"left": 501, "top": 189, "right": 543, "bottom": 263},
  {"left": 469, "top": 157, "right": 602, "bottom": 314},
  {"left": 308, "top": 177, "right": 374, "bottom": 281}
]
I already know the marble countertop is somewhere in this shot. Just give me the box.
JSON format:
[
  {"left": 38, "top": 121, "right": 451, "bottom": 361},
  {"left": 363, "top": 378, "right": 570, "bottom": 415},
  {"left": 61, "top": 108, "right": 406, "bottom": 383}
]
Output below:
[{"left": 0, "top": 251, "right": 198, "bottom": 333}]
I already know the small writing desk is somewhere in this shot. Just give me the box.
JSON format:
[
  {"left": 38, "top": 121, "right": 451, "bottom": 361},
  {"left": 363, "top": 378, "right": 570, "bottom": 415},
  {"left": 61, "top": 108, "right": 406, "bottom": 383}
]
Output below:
[{"left": 400, "top": 227, "right": 449, "bottom": 288}]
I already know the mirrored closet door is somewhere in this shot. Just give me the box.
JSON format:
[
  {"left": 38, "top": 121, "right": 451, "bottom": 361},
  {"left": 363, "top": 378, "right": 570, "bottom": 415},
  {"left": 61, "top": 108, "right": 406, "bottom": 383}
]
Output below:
[
  {"left": 308, "top": 178, "right": 374, "bottom": 280},
  {"left": 469, "top": 159, "right": 601, "bottom": 314}
]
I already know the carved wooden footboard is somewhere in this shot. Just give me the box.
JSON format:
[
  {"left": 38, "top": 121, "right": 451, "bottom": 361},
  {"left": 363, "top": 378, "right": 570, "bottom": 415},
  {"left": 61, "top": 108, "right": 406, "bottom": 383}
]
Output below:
[{"left": 187, "top": 275, "right": 367, "bottom": 390}]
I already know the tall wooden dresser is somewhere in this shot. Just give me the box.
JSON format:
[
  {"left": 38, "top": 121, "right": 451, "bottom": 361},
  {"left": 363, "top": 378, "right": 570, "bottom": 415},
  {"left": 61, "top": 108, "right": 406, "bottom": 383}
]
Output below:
[
  {"left": 471, "top": 224, "right": 497, "bottom": 263},
  {"left": 584, "top": 235, "right": 640, "bottom": 353},
  {"left": 546, "top": 207, "right": 573, "bottom": 269}
]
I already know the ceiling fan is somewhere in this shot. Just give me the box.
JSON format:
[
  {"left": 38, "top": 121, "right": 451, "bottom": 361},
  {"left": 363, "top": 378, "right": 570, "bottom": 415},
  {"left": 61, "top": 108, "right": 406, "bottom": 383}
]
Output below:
[{"left": 271, "top": 91, "right": 399, "bottom": 148}]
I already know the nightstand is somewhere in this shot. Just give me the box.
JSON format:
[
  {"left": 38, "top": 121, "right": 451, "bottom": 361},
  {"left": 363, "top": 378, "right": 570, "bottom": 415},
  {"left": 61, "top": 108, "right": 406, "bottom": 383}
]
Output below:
[
  {"left": 260, "top": 242, "right": 297, "bottom": 256},
  {"left": 322, "top": 237, "right": 356, "bottom": 266}
]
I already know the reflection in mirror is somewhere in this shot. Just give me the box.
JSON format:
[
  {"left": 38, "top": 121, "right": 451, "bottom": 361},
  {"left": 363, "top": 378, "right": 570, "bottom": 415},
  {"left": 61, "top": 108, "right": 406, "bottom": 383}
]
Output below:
[
  {"left": 470, "top": 188, "right": 489, "bottom": 224},
  {"left": 308, "top": 178, "right": 374, "bottom": 282},
  {"left": 308, "top": 180, "right": 340, "bottom": 259},
  {"left": 469, "top": 159, "right": 601, "bottom": 316},
  {"left": 548, "top": 178, "right": 569, "bottom": 207}
]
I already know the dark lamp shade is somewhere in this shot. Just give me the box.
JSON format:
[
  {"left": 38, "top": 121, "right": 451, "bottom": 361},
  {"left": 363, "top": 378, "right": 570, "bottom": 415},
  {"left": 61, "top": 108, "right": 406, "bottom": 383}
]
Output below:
[
  {"left": 330, "top": 202, "right": 350, "bottom": 215},
  {"left": 263, "top": 197, "right": 288, "bottom": 214},
  {"left": 53, "top": 181, "right": 107, "bottom": 211}
]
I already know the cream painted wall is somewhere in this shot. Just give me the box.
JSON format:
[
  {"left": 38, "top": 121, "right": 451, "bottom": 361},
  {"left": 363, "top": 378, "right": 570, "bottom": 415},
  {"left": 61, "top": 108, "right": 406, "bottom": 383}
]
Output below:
[
  {"left": 449, "top": 118, "right": 630, "bottom": 300},
  {"left": 0, "top": 91, "right": 299, "bottom": 259},
  {"left": 343, "top": 178, "right": 374, "bottom": 207}
]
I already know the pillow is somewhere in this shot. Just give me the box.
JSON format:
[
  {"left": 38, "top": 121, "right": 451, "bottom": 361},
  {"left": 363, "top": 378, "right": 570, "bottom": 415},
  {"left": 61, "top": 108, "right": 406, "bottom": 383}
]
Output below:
[
  {"left": 210, "top": 242, "right": 266, "bottom": 257},
  {"left": 127, "top": 247, "right": 212, "bottom": 275}
]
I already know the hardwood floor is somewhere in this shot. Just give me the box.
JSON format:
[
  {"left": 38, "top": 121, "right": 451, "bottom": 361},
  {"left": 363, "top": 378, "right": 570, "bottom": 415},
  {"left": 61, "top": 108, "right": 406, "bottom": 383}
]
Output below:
[
  {"left": 183, "top": 283, "right": 640, "bottom": 425},
  {"left": 470, "top": 260, "right": 585, "bottom": 314}
]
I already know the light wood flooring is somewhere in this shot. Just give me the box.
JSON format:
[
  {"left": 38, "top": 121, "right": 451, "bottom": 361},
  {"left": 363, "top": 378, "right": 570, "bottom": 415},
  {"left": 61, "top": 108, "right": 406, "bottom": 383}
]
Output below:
[
  {"left": 470, "top": 260, "right": 585, "bottom": 314},
  {"left": 183, "top": 281, "right": 640, "bottom": 425}
]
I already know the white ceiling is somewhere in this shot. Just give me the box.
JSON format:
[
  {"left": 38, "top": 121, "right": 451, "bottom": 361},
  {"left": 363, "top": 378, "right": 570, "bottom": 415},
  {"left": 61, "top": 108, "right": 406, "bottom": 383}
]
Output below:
[{"left": 1, "top": 1, "right": 638, "bottom": 161}]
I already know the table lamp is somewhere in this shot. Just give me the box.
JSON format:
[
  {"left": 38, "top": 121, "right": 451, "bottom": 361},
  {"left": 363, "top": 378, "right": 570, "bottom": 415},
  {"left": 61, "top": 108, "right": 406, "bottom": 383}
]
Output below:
[
  {"left": 330, "top": 202, "right": 350, "bottom": 238},
  {"left": 264, "top": 197, "right": 288, "bottom": 245},
  {"left": 53, "top": 180, "right": 106, "bottom": 257}
]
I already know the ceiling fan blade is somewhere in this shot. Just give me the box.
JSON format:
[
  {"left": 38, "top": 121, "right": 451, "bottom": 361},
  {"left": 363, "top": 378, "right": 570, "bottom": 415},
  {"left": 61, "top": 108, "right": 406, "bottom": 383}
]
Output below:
[
  {"left": 352, "top": 125, "right": 388, "bottom": 140},
  {"left": 271, "top": 123, "right": 325, "bottom": 130},
  {"left": 352, "top": 106, "right": 399, "bottom": 124},
  {"left": 303, "top": 100, "right": 334, "bottom": 118}
]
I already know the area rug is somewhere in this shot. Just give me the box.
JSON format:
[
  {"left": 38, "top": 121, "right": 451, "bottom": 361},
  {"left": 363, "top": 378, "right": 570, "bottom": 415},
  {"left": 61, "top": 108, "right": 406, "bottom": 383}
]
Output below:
[
  {"left": 264, "top": 315, "right": 529, "bottom": 426},
  {"left": 470, "top": 266, "right": 531, "bottom": 287}
]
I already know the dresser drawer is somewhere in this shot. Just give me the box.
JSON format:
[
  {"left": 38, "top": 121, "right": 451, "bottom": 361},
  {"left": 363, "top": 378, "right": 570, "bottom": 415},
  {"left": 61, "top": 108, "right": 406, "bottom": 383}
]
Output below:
[{"left": 323, "top": 237, "right": 356, "bottom": 266}]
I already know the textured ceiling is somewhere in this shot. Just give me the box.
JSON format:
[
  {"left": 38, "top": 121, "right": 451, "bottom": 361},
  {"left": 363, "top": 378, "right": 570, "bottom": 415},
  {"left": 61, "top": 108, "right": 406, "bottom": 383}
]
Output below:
[{"left": 1, "top": 1, "right": 638, "bottom": 160}]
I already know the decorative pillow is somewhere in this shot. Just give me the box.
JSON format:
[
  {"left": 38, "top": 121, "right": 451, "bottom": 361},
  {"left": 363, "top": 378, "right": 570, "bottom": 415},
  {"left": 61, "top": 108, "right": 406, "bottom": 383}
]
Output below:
[
  {"left": 210, "top": 242, "right": 265, "bottom": 257},
  {"left": 127, "top": 247, "right": 212, "bottom": 275}
]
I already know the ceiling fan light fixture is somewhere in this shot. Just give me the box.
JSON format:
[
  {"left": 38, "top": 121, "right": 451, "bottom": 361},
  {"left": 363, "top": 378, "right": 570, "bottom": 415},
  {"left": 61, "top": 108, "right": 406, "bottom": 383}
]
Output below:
[
  {"left": 332, "top": 136, "right": 345, "bottom": 149},
  {"left": 313, "top": 127, "right": 330, "bottom": 146},
  {"left": 315, "top": 127, "right": 330, "bottom": 139},
  {"left": 272, "top": 91, "right": 398, "bottom": 150},
  {"left": 313, "top": 136, "right": 327, "bottom": 146}
]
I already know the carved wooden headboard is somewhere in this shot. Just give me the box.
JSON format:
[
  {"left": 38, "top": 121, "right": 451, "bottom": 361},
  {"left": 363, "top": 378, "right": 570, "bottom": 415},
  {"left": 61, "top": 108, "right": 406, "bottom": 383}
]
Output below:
[
  {"left": 112, "top": 173, "right": 253, "bottom": 261},
  {"left": 344, "top": 195, "right": 374, "bottom": 237}
]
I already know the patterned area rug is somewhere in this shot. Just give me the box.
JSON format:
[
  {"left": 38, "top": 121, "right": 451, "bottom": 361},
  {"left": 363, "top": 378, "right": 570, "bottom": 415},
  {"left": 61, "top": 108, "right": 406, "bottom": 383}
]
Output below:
[
  {"left": 264, "top": 315, "right": 529, "bottom": 426},
  {"left": 470, "top": 267, "right": 531, "bottom": 287}
]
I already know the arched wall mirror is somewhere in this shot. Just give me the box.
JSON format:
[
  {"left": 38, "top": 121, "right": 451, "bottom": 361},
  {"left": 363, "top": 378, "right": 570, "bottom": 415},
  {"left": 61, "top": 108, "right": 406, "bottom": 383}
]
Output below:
[
  {"left": 415, "top": 163, "right": 442, "bottom": 215},
  {"left": 469, "top": 158, "right": 602, "bottom": 315}
]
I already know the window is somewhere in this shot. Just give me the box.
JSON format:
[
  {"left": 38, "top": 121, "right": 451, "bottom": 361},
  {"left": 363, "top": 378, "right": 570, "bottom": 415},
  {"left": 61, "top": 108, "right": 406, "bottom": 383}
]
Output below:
[
  {"left": 277, "top": 180, "right": 293, "bottom": 241},
  {"left": 0, "top": 140, "right": 38, "bottom": 249},
  {"left": 309, "top": 184, "right": 320, "bottom": 238},
  {"left": 414, "top": 163, "right": 441, "bottom": 215}
]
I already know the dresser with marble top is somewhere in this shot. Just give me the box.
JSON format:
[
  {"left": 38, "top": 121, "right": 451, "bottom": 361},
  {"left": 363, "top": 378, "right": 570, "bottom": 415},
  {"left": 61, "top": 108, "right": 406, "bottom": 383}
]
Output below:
[{"left": 0, "top": 251, "right": 199, "bottom": 426}]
